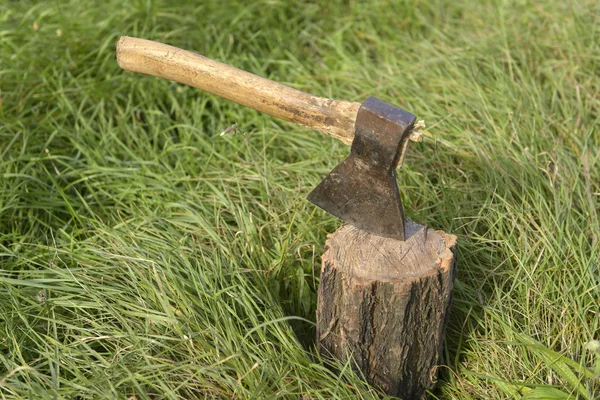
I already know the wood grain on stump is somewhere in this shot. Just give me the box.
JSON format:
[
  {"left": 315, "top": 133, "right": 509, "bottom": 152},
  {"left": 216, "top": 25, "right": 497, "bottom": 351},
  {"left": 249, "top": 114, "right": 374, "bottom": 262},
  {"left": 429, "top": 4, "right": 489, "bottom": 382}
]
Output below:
[{"left": 316, "top": 220, "right": 457, "bottom": 399}]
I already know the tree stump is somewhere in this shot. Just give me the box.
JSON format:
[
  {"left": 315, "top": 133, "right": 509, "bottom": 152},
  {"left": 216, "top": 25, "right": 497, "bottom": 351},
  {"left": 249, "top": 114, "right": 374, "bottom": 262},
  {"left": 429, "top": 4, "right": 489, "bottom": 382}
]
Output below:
[{"left": 316, "top": 219, "right": 457, "bottom": 399}]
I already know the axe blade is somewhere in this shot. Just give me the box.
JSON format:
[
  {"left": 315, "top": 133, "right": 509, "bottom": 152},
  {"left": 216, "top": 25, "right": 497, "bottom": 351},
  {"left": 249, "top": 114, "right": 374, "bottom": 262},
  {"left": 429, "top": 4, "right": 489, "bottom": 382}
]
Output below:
[{"left": 307, "top": 97, "right": 416, "bottom": 240}]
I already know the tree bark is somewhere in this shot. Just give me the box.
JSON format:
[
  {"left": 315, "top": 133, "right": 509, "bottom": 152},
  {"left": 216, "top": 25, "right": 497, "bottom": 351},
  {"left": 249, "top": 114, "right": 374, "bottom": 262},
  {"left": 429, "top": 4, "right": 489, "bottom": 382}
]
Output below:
[{"left": 316, "top": 220, "right": 457, "bottom": 399}]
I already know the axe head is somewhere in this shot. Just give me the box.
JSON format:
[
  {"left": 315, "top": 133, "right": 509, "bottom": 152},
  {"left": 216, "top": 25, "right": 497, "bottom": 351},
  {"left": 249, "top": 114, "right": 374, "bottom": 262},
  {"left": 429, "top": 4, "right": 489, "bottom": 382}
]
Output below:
[{"left": 307, "top": 97, "right": 416, "bottom": 240}]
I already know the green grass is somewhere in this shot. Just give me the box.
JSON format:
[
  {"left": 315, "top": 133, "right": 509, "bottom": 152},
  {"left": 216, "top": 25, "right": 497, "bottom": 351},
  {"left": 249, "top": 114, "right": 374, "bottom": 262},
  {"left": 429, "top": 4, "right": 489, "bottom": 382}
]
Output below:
[{"left": 1, "top": 0, "right": 599, "bottom": 398}]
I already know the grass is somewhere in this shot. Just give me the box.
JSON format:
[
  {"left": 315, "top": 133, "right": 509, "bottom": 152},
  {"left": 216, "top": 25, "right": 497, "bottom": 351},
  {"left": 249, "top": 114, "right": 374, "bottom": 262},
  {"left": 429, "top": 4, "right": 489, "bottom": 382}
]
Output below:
[{"left": 0, "top": 0, "right": 599, "bottom": 398}]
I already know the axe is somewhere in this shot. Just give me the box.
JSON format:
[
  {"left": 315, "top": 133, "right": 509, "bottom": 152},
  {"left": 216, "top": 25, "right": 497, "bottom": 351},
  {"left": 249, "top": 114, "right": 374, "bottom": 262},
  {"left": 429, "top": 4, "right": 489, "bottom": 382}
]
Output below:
[{"left": 117, "top": 37, "right": 421, "bottom": 240}]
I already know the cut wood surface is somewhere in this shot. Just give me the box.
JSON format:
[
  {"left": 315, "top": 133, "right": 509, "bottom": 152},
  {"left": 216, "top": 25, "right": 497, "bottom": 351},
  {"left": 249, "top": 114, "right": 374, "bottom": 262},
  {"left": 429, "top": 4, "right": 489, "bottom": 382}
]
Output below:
[{"left": 316, "top": 220, "right": 457, "bottom": 399}]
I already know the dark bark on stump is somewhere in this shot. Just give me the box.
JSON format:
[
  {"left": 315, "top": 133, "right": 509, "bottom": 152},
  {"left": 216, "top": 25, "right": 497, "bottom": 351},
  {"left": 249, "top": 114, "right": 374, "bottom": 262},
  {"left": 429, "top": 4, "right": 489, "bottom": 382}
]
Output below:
[{"left": 316, "top": 220, "right": 457, "bottom": 399}]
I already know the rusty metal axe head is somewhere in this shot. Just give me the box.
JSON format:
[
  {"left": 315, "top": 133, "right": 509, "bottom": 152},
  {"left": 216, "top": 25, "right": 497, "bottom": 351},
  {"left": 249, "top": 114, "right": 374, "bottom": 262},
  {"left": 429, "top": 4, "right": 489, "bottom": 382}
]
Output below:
[{"left": 307, "top": 97, "right": 416, "bottom": 240}]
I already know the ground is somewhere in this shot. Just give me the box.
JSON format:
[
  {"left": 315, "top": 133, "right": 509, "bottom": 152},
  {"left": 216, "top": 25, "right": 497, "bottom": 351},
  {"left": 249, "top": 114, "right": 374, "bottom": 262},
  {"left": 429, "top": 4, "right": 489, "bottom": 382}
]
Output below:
[{"left": 0, "top": 0, "right": 599, "bottom": 398}]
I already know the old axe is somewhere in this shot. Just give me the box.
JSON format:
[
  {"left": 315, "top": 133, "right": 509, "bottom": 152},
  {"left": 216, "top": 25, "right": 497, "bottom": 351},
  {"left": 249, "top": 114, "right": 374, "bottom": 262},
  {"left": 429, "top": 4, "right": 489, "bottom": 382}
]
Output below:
[{"left": 117, "top": 37, "right": 421, "bottom": 240}]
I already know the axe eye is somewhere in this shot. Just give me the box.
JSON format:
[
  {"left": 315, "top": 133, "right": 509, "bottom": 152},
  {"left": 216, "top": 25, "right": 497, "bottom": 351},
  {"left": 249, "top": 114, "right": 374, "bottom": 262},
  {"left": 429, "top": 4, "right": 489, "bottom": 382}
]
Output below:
[{"left": 352, "top": 97, "right": 416, "bottom": 171}]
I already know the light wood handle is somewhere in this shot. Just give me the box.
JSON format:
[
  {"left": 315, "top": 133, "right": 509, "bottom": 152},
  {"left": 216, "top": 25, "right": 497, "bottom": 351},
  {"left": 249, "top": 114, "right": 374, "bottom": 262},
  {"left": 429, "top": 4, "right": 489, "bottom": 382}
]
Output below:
[{"left": 116, "top": 36, "right": 359, "bottom": 145}]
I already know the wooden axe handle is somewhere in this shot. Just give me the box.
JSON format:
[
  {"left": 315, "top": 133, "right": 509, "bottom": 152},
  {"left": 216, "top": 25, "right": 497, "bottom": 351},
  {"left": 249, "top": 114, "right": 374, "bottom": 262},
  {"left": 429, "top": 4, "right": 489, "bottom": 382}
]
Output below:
[{"left": 117, "top": 36, "right": 359, "bottom": 145}]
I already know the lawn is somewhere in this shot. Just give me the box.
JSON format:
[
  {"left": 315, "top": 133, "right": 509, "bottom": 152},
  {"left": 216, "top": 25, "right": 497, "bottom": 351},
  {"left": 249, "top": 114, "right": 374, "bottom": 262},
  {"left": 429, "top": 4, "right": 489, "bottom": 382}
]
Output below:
[{"left": 1, "top": 0, "right": 599, "bottom": 398}]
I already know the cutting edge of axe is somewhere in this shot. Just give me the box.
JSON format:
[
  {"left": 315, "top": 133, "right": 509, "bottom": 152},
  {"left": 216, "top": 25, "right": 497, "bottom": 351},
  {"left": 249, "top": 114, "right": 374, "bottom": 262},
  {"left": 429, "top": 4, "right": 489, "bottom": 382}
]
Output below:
[{"left": 116, "top": 36, "right": 421, "bottom": 240}]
